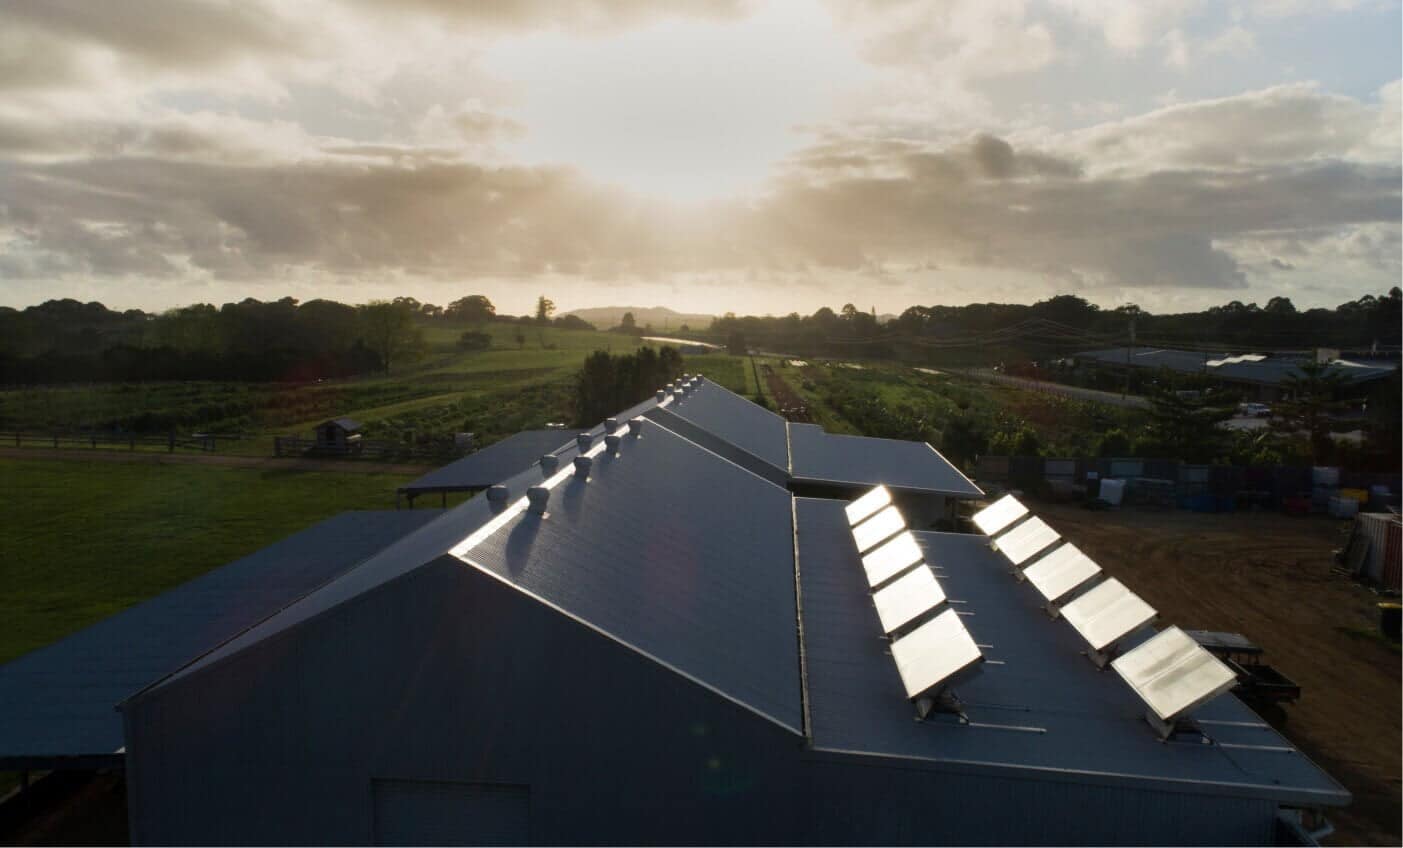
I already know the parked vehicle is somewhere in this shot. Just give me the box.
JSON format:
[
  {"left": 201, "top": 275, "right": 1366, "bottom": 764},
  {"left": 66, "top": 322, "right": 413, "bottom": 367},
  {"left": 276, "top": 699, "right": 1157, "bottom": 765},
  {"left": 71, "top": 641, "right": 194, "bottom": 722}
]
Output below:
[{"left": 1237, "top": 402, "right": 1272, "bottom": 417}]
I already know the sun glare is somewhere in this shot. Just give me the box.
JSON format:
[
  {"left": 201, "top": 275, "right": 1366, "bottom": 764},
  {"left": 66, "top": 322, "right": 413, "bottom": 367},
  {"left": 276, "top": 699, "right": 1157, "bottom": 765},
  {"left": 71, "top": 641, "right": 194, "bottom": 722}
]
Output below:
[{"left": 479, "top": 0, "right": 870, "bottom": 203}]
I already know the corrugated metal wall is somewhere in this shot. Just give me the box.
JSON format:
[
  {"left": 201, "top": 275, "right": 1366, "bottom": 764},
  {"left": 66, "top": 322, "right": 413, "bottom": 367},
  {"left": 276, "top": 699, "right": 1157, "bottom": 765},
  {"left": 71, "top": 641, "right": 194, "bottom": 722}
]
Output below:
[
  {"left": 797, "top": 757, "right": 1276, "bottom": 846},
  {"left": 124, "top": 557, "right": 1280, "bottom": 846}
]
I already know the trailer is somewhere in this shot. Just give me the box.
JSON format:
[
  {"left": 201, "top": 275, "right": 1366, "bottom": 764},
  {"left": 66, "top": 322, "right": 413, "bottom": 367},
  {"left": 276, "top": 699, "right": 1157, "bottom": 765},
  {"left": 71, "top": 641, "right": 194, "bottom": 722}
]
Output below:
[{"left": 1186, "top": 630, "right": 1302, "bottom": 705}]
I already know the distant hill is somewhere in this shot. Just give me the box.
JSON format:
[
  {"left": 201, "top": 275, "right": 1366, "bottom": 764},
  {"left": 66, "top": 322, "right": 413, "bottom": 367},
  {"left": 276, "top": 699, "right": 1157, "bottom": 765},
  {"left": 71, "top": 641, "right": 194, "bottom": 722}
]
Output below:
[{"left": 563, "top": 306, "right": 715, "bottom": 331}]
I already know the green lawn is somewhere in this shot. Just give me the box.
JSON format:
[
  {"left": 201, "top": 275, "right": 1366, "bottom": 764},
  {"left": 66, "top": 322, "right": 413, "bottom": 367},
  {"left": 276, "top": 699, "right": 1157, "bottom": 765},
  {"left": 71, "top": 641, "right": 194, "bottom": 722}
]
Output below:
[
  {"left": 0, "top": 323, "right": 754, "bottom": 453},
  {"left": 0, "top": 457, "right": 414, "bottom": 664}
]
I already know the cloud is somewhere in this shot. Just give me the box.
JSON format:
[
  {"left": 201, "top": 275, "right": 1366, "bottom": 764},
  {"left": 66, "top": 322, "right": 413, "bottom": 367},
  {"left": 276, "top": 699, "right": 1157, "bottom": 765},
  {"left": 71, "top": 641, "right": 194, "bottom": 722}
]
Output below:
[
  {"left": 0, "top": 1, "right": 1396, "bottom": 312},
  {"left": 1060, "top": 83, "right": 1399, "bottom": 174},
  {"left": 346, "top": 0, "right": 750, "bottom": 30},
  {"left": 833, "top": 0, "right": 1057, "bottom": 75},
  {"left": 3, "top": 116, "right": 1393, "bottom": 299}
]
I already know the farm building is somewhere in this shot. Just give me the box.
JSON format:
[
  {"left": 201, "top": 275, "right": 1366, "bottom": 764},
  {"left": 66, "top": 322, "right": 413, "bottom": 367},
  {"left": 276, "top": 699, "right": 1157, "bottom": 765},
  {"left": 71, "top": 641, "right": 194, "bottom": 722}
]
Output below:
[
  {"left": 1072, "top": 347, "right": 1397, "bottom": 402},
  {"left": 397, "top": 428, "right": 577, "bottom": 506},
  {"left": 315, "top": 416, "right": 364, "bottom": 451},
  {"left": 0, "top": 378, "right": 1348, "bottom": 845}
]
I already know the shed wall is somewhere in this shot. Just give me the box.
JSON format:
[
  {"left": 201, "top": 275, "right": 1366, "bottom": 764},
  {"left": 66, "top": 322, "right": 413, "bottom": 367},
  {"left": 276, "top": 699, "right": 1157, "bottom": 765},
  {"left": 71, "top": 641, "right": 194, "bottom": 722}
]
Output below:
[
  {"left": 798, "top": 757, "right": 1277, "bottom": 846},
  {"left": 124, "top": 558, "right": 807, "bottom": 845},
  {"left": 124, "top": 558, "right": 1284, "bottom": 846}
]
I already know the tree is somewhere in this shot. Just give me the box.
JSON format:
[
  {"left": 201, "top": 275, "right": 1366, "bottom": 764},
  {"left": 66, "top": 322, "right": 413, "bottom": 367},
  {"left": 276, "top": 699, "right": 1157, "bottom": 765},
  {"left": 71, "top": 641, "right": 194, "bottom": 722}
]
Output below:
[
  {"left": 573, "top": 346, "right": 684, "bottom": 426},
  {"left": 620, "top": 311, "right": 636, "bottom": 331},
  {"left": 535, "top": 296, "right": 556, "bottom": 325},
  {"left": 990, "top": 425, "right": 1041, "bottom": 457},
  {"left": 457, "top": 331, "right": 491, "bottom": 351},
  {"left": 1274, "top": 359, "right": 1350, "bottom": 463},
  {"left": 1264, "top": 296, "right": 1297, "bottom": 315},
  {"left": 726, "top": 331, "right": 748, "bottom": 356},
  {"left": 360, "top": 301, "right": 424, "bottom": 374},
  {"left": 446, "top": 295, "right": 496, "bottom": 324},
  {"left": 553, "top": 314, "right": 595, "bottom": 331},
  {"left": 1144, "top": 389, "right": 1236, "bottom": 462},
  {"left": 1095, "top": 428, "right": 1134, "bottom": 457},
  {"left": 940, "top": 415, "right": 989, "bottom": 467}
]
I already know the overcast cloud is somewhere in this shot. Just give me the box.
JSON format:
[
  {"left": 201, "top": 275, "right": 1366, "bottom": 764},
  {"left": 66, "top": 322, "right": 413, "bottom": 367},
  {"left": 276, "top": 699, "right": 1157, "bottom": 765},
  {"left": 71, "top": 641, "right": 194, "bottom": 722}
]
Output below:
[{"left": 0, "top": 0, "right": 1397, "bottom": 315}]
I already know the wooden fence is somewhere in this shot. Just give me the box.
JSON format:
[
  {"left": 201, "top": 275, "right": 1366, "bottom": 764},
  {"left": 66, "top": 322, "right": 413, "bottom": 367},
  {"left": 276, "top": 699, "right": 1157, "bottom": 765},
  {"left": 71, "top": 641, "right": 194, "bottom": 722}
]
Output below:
[{"left": 0, "top": 431, "right": 245, "bottom": 453}]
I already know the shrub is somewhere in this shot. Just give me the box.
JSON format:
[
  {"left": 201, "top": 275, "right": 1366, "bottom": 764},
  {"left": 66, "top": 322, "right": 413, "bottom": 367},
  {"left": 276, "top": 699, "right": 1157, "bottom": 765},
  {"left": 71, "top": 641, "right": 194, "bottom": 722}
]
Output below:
[{"left": 456, "top": 331, "right": 491, "bottom": 351}]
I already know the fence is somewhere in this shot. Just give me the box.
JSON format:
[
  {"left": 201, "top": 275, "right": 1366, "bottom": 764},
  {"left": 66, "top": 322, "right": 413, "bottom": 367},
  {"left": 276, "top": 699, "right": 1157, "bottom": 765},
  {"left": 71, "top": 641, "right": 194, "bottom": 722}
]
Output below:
[
  {"left": 974, "top": 454, "right": 1401, "bottom": 514},
  {"left": 272, "top": 435, "right": 456, "bottom": 462},
  {"left": 0, "top": 431, "right": 244, "bottom": 453}
]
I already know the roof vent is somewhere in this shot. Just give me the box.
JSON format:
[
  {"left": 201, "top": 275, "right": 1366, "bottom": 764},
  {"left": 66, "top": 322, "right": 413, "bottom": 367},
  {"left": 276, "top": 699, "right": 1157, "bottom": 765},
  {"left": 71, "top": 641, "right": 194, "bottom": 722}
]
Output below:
[
  {"left": 655, "top": 390, "right": 666, "bottom": 402},
  {"left": 486, "top": 485, "right": 509, "bottom": 503},
  {"left": 604, "top": 434, "right": 621, "bottom": 452},
  {"left": 604, "top": 417, "right": 619, "bottom": 431},
  {"left": 539, "top": 454, "right": 559, "bottom": 474},
  {"left": 576, "top": 433, "right": 592, "bottom": 451},
  {"left": 574, "top": 456, "right": 593, "bottom": 478},
  {"left": 526, "top": 486, "right": 549, "bottom": 515},
  {"left": 627, "top": 417, "right": 644, "bottom": 436}
]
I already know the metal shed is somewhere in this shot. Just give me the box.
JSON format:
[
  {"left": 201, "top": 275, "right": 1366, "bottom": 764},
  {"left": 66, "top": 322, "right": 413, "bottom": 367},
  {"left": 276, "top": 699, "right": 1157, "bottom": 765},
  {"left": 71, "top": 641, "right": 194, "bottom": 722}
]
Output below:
[
  {"left": 2, "top": 377, "right": 1352, "bottom": 845},
  {"left": 0, "top": 510, "right": 441, "bottom": 772},
  {"left": 315, "top": 417, "right": 363, "bottom": 450},
  {"left": 398, "top": 429, "right": 576, "bottom": 506}
]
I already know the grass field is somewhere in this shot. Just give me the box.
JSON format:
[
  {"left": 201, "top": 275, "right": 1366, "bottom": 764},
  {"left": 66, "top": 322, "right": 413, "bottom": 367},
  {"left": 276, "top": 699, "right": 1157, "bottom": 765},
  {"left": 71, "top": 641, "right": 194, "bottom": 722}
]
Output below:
[
  {"left": 0, "top": 323, "right": 754, "bottom": 456},
  {"left": 758, "top": 356, "right": 1146, "bottom": 460},
  {"left": 0, "top": 457, "right": 413, "bottom": 665}
]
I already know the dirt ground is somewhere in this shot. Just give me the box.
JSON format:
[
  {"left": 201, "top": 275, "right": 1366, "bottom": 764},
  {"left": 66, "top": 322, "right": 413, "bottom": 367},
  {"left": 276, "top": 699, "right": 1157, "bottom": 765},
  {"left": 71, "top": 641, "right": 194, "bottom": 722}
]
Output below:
[
  {"left": 760, "top": 363, "right": 812, "bottom": 422},
  {"left": 1038, "top": 502, "right": 1401, "bottom": 846}
]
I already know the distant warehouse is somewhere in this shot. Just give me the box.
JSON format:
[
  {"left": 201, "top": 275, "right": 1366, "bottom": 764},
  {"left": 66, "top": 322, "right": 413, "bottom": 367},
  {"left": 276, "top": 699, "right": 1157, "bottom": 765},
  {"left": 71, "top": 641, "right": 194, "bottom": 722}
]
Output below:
[
  {"left": 0, "top": 377, "right": 1348, "bottom": 845},
  {"left": 1073, "top": 346, "right": 1397, "bottom": 402}
]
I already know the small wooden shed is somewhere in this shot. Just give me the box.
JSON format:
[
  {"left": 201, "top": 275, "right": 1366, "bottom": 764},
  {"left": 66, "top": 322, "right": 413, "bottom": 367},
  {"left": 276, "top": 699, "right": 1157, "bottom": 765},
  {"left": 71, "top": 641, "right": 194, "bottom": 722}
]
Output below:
[{"left": 315, "top": 418, "right": 363, "bottom": 452}]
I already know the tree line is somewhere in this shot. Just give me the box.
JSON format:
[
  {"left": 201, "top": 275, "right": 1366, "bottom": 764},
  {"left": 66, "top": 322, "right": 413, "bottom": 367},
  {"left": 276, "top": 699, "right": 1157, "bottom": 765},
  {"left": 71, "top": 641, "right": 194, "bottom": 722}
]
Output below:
[
  {"left": 711, "top": 290, "right": 1403, "bottom": 365},
  {"left": 0, "top": 293, "right": 595, "bottom": 385}
]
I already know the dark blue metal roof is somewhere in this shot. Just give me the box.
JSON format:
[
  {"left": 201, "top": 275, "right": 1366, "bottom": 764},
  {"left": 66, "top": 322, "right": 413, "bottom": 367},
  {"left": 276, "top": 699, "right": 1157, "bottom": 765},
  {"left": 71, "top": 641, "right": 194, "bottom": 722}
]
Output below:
[
  {"left": 1075, "top": 347, "right": 1397, "bottom": 386},
  {"left": 401, "top": 430, "right": 575, "bottom": 493},
  {"left": 642, "top": 406, "right": 789, "bottom": 487},
  {"left": 665, "top": 378, "right": 791, "bottom": 470},
  {"left": 0, "top": 510, "right": 442, "bottom": 768},
  {"left": 794, "top": 496, "right": 1349, "bottom": 806},
  {"left": 464, "top": 419, "right": 804, "bottom": 734},
  {"left": 788, "top": 423, "right": 983, "bottom": 497}
]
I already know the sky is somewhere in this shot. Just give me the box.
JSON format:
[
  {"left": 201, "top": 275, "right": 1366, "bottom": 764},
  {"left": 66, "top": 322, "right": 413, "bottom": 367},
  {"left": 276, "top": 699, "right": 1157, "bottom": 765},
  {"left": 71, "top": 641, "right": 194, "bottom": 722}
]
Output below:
[{"left": 0, "top": 0, "right": 1398, "bottom": 317}]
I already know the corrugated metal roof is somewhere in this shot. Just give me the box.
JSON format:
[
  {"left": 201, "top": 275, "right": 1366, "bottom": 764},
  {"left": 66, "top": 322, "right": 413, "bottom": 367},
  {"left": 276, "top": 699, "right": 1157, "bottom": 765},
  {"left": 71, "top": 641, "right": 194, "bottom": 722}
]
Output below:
[
  {"left": 794, "top": 496, "right": 1349, "bottom": 805},
  {"left": 152, "top": 395, "right": 683, "bottom": 687},
  {"left": 1075, "top": 347, "right": 1397, "bottom": 386},
  {"left": 0, "top": 510, "right": 442, "bottom": 767},
  {"left": 664, "top": 378, "right": 790, "bottom": 470},
  {"left": 401, "top": 430, "right": 574, "bottom": 493},
  {"left": 463, "top": 420, "right": 803, "bottom": 733},
  {"left": 642, "top": 406, "right": 789, "bottom": 487},
  {"left": 788, "top": 423, "right": 983, "bottom": 497},
  {"left": 322, "top": 417, "right": 363, "bottom": 431},
  {"left": 146, "top": 402, "right": 806, "bottom": 733}
]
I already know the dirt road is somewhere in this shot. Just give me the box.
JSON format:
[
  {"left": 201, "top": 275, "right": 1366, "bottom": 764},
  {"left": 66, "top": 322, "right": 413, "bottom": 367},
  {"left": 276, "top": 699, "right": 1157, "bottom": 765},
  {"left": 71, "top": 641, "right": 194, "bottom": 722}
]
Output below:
[
  {"left": 760, "top": 364, "right": 812, "bottom": 422},
  {"left": 1039, "top": 503, "right": 1400, "bottom": 846},
  {"left": 0, "top": 446, "right": 432, "bottom": 475}
]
